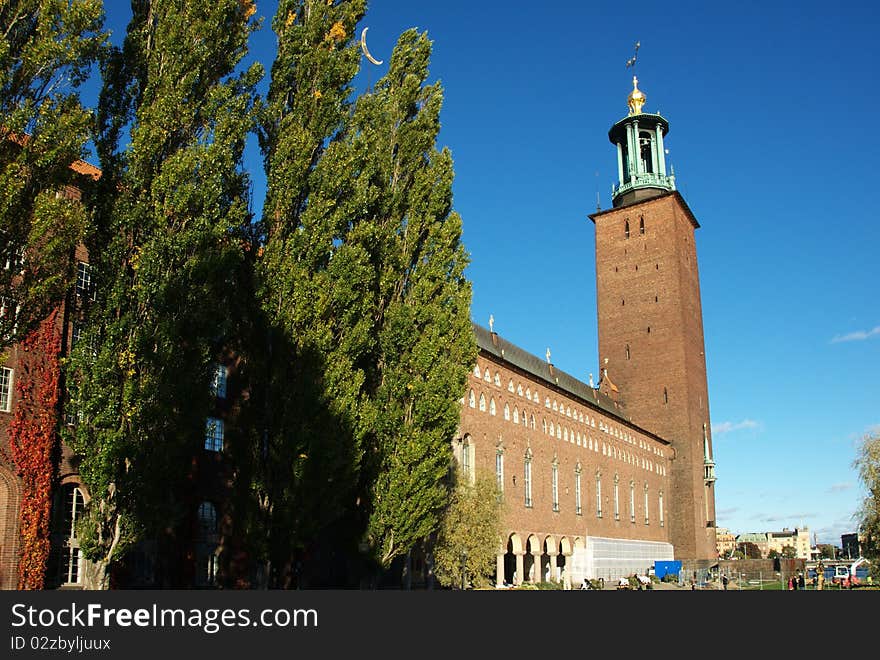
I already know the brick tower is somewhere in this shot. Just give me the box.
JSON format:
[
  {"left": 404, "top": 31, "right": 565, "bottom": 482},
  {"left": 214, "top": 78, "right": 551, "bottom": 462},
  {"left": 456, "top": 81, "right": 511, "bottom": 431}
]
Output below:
[{"left": 589, "top": 76, "right": 717, "bottom": 560}]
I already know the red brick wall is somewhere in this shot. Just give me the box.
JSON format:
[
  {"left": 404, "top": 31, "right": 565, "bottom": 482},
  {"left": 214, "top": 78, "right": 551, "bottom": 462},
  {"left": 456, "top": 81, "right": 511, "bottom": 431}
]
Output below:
[
  {"left": 592, "top": 192, "right": 716, "bottom": 559},
  {"left": 458, "top": 353, "right": 672, "bottom": 554}
]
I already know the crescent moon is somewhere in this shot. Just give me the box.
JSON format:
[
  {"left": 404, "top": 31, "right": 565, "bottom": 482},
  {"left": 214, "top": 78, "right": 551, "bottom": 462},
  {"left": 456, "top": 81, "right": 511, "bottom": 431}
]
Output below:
[{"left": 360, "top": 27, "right": 383, "bottom": 66}]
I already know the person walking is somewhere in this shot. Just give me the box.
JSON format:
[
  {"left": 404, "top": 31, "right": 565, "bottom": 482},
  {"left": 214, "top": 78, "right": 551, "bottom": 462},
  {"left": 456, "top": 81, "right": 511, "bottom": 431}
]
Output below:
[
  {"left": 722, "top": 574, "right": 729, "bottom": 590},
  {"left": 798, "top": 573, "right": 805, "bottom": 590}
]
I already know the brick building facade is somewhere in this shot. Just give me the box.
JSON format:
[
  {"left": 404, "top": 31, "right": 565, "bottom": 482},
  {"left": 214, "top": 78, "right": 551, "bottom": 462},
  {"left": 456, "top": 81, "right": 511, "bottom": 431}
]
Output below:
[{"left": 455, "top": 76, "right": 718, "bottom": 584}]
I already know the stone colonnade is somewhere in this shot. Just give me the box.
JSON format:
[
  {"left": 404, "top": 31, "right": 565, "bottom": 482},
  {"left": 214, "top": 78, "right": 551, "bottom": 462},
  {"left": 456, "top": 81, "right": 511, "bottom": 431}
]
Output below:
[{"left": 497, "top": 532, "right": 582, "bottom": 590}]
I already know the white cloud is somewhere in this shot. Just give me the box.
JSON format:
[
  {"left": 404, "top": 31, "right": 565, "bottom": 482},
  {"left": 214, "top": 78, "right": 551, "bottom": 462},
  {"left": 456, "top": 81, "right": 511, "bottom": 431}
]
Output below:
[
  {"left": 712, "top": 419, "right": 760, "bottom": 435},
  {"left": 827, "top": 483, "right": 852, "bottom": 493},
  {"left": 830, "top": 326, "right": 880, "bottom": 343}
]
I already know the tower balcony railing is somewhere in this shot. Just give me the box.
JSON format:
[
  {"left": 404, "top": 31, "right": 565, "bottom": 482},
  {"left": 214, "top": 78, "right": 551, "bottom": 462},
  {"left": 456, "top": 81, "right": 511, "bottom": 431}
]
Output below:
[{"left": 613, "top": 172, "right": 675, "bottom": 197}]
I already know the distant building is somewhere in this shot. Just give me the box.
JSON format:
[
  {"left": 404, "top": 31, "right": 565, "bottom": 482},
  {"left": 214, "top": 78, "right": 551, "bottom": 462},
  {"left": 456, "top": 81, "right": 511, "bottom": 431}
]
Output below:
[
  {"left": 767, "top": 527, "right": 811, "bottom": 560},
  {"left": 841, "top": 533, "right": 862, "bottom": 559},
  {"left": 715, "top": 528, "right": 736, "bottom": 558}
]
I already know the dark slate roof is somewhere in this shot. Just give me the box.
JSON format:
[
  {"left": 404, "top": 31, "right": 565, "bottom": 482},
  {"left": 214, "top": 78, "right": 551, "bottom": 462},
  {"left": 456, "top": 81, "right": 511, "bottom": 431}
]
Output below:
[{"left": 472, "top": 322, "right": 669, "bottom": 445}]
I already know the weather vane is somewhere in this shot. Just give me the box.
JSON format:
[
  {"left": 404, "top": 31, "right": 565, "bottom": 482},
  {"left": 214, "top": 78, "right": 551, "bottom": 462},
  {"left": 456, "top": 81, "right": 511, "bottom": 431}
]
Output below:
[{"left": 625, "top": 41, "right": 640, "bottom": 71}]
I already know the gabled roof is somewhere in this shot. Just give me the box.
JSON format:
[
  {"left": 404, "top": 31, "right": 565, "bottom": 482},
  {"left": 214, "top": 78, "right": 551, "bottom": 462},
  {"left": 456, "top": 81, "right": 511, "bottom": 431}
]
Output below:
[{"left": 472, "top": 322, "right": 669, "bottom": 445}]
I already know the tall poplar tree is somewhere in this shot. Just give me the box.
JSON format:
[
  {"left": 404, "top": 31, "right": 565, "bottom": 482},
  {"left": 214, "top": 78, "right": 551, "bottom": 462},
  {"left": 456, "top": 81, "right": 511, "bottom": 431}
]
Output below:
[
  {"left": 255, "top": 0, "right": 367, "bottom": 586},
  {"left": 66, "top": 0, "right": 261, "bottom": 588},
  {"left": 0, "top": 0, "right": 105, "bottom": 349},
  {"left": 288, "top": 28, "right": 475, "bottom": 575},
  {"left": 348, "top": 30, "right": 475, "bottom": 569}
]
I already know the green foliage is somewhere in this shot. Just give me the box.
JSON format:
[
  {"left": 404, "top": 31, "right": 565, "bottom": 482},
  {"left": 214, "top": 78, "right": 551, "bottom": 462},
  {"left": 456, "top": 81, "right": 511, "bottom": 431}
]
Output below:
[
  {"left": 780, "top": 545, "right": 796, "bottom": 559},
  {"left": 738, "top": 541, "right": 761, "bottom": 559},
  {"left": 254, "top": 0, "right": 368, "bottom": 583},
  {"left": 66, "top": 0, "right": 261, "bottom": 568},
  {"left": 433, "top": 469, "right": 504, "bottom": 589},
  {"left": 855, "top": 430, "right": 880, "bottom": 568},
  {"left": 352, "top": 28, "right": 477, "bottom": 569},
  {"left": 0, "top": 0, "right": 106, "bottom": 349},
  {"left": 662, "top": 572, "right": 679, "bottom": 583},
  {"left": 256, "top": 14, "right": 476, "bottom": 580}
]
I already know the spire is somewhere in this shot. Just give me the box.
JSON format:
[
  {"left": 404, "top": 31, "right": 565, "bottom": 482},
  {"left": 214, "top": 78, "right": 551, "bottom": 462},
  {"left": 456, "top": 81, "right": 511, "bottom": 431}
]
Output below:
[{"left": 607, "top": 74, "right": 674, "bottom": 208}]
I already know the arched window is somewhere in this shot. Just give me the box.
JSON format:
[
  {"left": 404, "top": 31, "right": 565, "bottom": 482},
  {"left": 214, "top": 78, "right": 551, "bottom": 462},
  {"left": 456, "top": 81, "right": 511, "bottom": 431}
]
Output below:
[
  {"left": 461, "top": 436, "right": 472, "bottom": 480},
  {"left": 644, "top": 483, "right": 650, "bottom": 525},
  {"left": 479, "top": 393, "right": 486, "bottom": 412},
  {"left": 484, "top": 368, "right": 491, "bottom": 382},
  {"left": 525, "top": 387, "right": 531, "bottom": 400},
  {"left": 639, "top": 216, "right": 645, "bottom": 235},
  {"left": 552, "top": 399, "right": 558, "bottom": 411},
  {"left": 566, "top": 406, "right": 571, "bottom": 418},
  {"left": 545, "top": 397, "right": 551, "bottom": 409},
  {"left": 575, "top": 465, "right": 583, "bottom": 516},
  {"left": 625, "top": 344, "right": 630, "bottom": 360},
  {"left": 563, "top": 428, "right": 568, "bottom": 442},
  {"left": 530, "top": 414, "right": 536, "bottom": 430},
  {"left": 494, "top": 372, "right": 501, "bottom": 386},
  {"left": 513, "top": 406, "right": 519, "bottom": 424},
  {"left": 517, "top": 384, "right": 523, "bottom": 396},
  {"left": 51, "top": 484, "right": 84, "bottom": 586},
  {"left": 489, "top": 398, "right": 496, "bottom": 416},
  {"left": 556, "top": 425, "right": 562, "bottom": 439},
  {"left": 533, "top": 391, "right": 539, "bottom": 403},
  {"left": 659, "top": 490, "right": 664, "bottom": 527},
  {"left": 664, "top": 387, "right": 668, "bottom": 404},
  {"left": 549, "top": 421, "right": 555, "bottom": 436},
  {"left": 624, "top": 219, "right": 630, "bottom": 239},
  {"left": 496, "top": 450, "right": 504, "bottom": 493},
  {"left": 613, "top": 475, "right": 620, "bottom": 520},
  {"left": 468, "top": 389, "right": 476, "bottom": 408},
  {"left": 503, "top": 403, "right": 510, "bottom": 420},
  {"left": 508, "top": 379, "right": 514, "bottom": 392},
  {"left": 542, "top": 418, "right": 548, "bottom": 434},
  {"left": 473, "top": 364, "right": 481, "bottom": 377},
  {"left": 630, "top": 481, "right": 636, "bottom": 523},
  {"left": 596, "top": 473, "right": 603, "bottom": 518}
]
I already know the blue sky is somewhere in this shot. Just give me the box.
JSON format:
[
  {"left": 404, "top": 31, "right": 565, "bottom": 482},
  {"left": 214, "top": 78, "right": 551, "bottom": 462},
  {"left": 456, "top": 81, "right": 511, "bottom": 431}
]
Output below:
[{"left": 94, "top": 1, "right": 878, "bottom": 546}]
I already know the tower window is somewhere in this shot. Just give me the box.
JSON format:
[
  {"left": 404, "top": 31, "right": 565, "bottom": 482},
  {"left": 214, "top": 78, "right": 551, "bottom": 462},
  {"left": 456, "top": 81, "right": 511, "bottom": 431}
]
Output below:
[
  {"left": 639, "top": 217, "right": 645, "bottom": 235},
  {"left": 664, "top": 387, "right": 668, "bottom": 404},
  {"left": 647, "top": 326, "right": 651, "bottom": 334},
  {"left": 625, "top": 344, "right": 630, "bottom": 360},
  {"left": 624, "top": 220, "right": 630, "bottom": 239}
]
